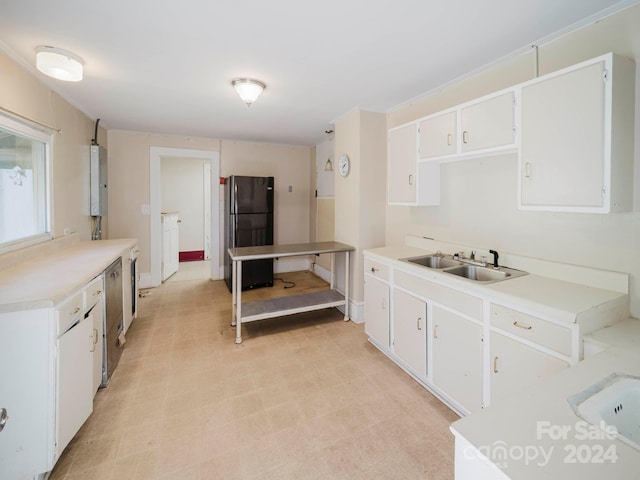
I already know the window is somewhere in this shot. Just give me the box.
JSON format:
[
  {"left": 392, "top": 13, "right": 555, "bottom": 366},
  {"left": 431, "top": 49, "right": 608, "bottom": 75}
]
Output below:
[{"left": 0, "top": 115, "right": 51, "bottom": 252}]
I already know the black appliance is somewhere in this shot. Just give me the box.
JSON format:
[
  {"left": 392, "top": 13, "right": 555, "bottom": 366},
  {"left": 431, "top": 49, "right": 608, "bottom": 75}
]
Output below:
[{"left": 224, "top": 175, "right": 274, "bottom": 291}]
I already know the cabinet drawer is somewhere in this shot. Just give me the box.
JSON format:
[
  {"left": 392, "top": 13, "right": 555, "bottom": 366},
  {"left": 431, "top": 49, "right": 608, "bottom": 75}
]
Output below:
[
  {"left": 56, "top": 292, "right": 84, "bottom": 335},
  {"left": 83, "top": 275, "right": 104, "bottom": 310},
  {"left": 364, "top": 258, "right": 390, "bottom": 281},
  {"left": 395, "top": 270, "right": 482, "bottom": 320},
  {"left": 490, "top": 304, "right": 572, "bottom": 357}
]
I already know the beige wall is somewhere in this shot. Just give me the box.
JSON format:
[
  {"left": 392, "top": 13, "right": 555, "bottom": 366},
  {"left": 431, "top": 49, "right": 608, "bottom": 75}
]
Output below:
[
  {"left": 334, "top": 110, "right": 387, "bottom": 306},
  {"left": 385, "top": 4, "right": 640, "bottom": 316},
  {"left": 0, "top": 51, "right": 107, "bottom": 246},
  {"left": 108, "top": 134, "right": 311, "bottom": 277},
  {"left": 220, "top": 140, "right": 312, "bottom": 248},
  {"left": 107, "top": 131, "right": 220, "bottom": 275}
]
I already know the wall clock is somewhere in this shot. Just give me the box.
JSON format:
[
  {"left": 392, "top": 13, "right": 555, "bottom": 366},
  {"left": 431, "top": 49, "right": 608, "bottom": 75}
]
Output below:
[{"left": 338, "top": 154, "right": 350, "bottom": 177}]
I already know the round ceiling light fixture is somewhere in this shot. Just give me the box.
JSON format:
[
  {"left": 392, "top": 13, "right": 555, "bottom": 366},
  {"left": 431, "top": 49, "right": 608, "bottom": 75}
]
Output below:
[
  {"left": 36, "top": 46, "right": 84, "bottom": 82},
  {"left": 232, "top": 78, "right": 265, "bottom": 107}
]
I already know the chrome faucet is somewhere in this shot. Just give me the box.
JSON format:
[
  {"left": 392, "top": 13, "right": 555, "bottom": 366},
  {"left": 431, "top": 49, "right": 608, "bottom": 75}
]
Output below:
[{"left": 454, "top": 250, "right": 488, "bottom": 267}]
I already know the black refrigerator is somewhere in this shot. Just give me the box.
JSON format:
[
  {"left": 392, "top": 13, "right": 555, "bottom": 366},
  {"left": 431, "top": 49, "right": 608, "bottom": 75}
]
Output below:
[{"left": 224, "top": 175, "right": 274, "bottom": 291}]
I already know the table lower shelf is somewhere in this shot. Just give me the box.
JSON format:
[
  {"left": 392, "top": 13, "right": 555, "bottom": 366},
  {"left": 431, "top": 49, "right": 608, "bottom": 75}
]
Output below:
[{"left": 239, "top": 290, "right": 345, "bottom": 323}]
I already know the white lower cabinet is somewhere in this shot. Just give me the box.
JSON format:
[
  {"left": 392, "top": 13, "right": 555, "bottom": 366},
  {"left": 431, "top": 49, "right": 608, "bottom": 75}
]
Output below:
[
  {"left": 490, "top": 331, "right": 569, "bottom": 403},
  {"left": 392, "top": 289, "right": 427, "bottom": 379},
  {"left": 364, "top": 275, "right": 390, "bottom": 349},
  {"left": 90, "top": 298, "right": 105, "bottom": 394},
  {"left": 432, "top": 306, "right": 483, "bottom": 413},
  {"left": 56, "top": 314, "right": 94, "bottom": 456},
  {"left": 363, "top": 254, "right": 584, "bottom": 418}
]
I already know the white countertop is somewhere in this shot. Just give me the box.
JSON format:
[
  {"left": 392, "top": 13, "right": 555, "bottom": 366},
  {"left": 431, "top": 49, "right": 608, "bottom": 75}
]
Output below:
[
  {"left": 364, "top": 245, "right": 627, "bottom": 325},
  {"left": 0, "top": 239, "right": 136, "bottom": 313},
  {"left": 450, "top": 344, "right": 640, "bottom": 479}
]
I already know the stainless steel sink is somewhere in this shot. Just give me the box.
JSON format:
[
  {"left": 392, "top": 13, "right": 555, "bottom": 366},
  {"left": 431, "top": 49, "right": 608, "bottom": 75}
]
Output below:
[
  {"left": 443, "top": 264, "right": 527, "bottom": 283},
  {"left": 401, "top": 253, "right": 527, "bottom": 284},
  {"left": 404, "top": 254, "right": 463, "bottom": 269}
]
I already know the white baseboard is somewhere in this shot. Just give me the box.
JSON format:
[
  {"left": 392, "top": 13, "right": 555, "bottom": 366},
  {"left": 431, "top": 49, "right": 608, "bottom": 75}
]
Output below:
[
  {"left": 312, "top": 263, "right": 332, "bottom": 283},
  {"left": 335, "top": 298, "right": 365, "bottom": 324},
  {"left": 274, "top": 257, "right": 311, "bottom": 273}
]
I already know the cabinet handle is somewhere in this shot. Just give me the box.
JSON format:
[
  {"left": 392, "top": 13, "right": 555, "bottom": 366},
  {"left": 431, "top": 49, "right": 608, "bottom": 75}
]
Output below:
[
  {"left": 417, "top": 317, "right": 422, "bottom": 331},
  {"left": 433, "top": 324, "right": 438, "bottom": 339},
  {"left": 493, "top": 356, "right": 499, "bottom": 374},
  {"left": 524, "top": 162, "right": 532, "bottom": 178},
  {"left": 513, "top": 321, "right": 532, "bottom": 330},
  {"left": 381, "top": 298, "right": 386, "bottom": 310},
  {"left": 70, "top": 307, "right": 81, "bottom": 315},
  {"left": 408, "top": 174, "right": 413, "bottom": 186},
  {"left": 90, "top": 329, "right": 98, "bottom": 352},
  {"left": 370, "top": 267, "right": 379, "bottom": 273},
  {"left": 462, "top": 130, "right": 469, "bottom": 144},
  {"left": 0, "top": 408, "right": 8, "bottom": 433},
  {"left": 447, "top": 133, "right": 452, "bottom": 146},
  {"left": 93, "top": 290, "right": 102, "bottom": 296}
]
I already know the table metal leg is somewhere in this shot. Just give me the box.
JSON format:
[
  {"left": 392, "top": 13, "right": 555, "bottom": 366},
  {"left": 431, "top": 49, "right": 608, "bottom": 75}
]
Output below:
[
  {"left": 231, "top": 260, "right": 237, "bottom": 327},
  {"left": 235, "top": 260, "right": 243, "bottom": 344},
  {"left": 330, "top": 253, "right": 335, "bottom": 290},
  {"left": 344, "top": 250, "right": 350, "bottom": 321}
]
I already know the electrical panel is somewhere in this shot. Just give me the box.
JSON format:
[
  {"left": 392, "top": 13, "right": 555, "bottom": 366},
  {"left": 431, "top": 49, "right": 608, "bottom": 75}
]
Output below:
[{"left": 90, "top": 145, "right": 107, "bottom": 216}]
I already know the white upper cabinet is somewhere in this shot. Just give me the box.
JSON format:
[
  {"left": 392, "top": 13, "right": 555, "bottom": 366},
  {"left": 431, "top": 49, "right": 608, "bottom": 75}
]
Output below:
[
  {"left": 417, "top": 91, "right": 516, "bottom": 161},
  {"left": 460, "top": 92, "right": 515, "bottom": 153},
  {"left": 388, "top": 123, "right": 440, "bottom": 206},
  {"left": 419, "top": 111, "right": 457, "bottom": 159},
  {"left": 519, "top": 53, "right": 635, "bottom": 213}
]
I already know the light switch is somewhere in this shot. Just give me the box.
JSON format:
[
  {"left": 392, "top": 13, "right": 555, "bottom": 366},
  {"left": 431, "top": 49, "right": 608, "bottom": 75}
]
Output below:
[{"left": 288, "top": 185, "right": 293, "bottom": 193}]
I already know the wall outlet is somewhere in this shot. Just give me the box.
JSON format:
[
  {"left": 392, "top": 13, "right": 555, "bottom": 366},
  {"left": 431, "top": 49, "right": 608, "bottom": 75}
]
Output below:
[
  {"left": 63, "top": 227, "right": 71, "bottom": 235},
  {"left": 288, "top": 185, "right": 293, "bottom": 193}
]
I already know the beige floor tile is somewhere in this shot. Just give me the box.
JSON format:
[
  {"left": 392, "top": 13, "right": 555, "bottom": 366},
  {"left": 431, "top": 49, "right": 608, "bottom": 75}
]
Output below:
[{"left": 49, "top": 273, "right": 456, "bottom": 480}]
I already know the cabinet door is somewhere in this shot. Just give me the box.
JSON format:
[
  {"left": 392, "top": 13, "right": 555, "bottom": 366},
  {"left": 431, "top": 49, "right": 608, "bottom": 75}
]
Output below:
[
  {"left": 432, "top": 306, "right": 483, "bottom": 413},
  {"left": 364, "top": 276, "right": 390, "bottom": 348},
  {"left": 419, "top": 111, "right": 456, "bottom": 158},
  {"left": 461, "top": 92, "right": 515, "bottom": 153},
  {"left": 520, "top": 61, "right": 605, "bottom": 208},
  {"left": 388, "top": 124, "right": 417, "bottom": 204},
  {"left": 57, "top": 315, "right": 93, "bottom": 458},
  {"left": 392, "top": 289, "right": 426, "bottom": 379},
  {"left": 490, "top": 332, "right": 569, "bottom": 405},
  {"left": 90, "top": 299, "right": 104, "bottom": 394}
]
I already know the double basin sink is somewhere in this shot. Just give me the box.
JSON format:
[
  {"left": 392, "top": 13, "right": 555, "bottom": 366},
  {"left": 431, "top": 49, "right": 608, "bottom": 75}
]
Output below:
[{"left": 402, "top": 253, "right": 527, "bottom": 284}]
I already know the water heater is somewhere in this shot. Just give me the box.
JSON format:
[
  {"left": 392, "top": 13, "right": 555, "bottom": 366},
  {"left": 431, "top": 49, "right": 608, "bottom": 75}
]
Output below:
[{"left": 90, "top": 145, "right": 107, "bottom": 216}]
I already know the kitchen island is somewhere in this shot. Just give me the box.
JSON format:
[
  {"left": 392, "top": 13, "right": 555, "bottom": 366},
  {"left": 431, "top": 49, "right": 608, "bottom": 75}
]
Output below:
[{"left": 228, "top": 241, "right": 354, "bottom": 344}]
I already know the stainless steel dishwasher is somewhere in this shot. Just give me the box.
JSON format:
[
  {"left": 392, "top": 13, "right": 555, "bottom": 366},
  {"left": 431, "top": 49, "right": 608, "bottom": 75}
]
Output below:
[{"left": 102, "top": 258, "right": 124, "bottom": 386}]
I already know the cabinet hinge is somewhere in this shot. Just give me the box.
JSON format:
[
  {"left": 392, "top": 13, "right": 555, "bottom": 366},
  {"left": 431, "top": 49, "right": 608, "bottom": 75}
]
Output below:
[{"left": 603, "top": 70, "right": 609, "bottom": 82}]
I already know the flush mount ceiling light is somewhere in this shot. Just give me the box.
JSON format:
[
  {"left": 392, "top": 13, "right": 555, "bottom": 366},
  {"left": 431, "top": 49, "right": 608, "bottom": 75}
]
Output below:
[
  {"left": 232, "top": 78, "right": 265, "bottom": 107},
  {"left": 35, "top": 46, "right": 84, "bottom": 82}
]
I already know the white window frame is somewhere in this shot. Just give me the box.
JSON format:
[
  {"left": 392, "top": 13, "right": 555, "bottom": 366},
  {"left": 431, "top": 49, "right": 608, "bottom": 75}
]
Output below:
[{"left": 0, "top": 114, "right": 52, "bottom": 254}]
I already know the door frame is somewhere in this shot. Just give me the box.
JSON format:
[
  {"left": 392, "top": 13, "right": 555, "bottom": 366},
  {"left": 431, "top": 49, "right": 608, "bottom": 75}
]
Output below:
[{"left": 150, "top": 147, "right": 220, "bottom": 286}]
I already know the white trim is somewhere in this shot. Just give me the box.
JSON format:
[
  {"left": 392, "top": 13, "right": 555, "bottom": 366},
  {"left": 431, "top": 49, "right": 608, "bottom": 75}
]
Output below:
[{"left": 149, "top": 147, "right": 220, "bottom": 287}]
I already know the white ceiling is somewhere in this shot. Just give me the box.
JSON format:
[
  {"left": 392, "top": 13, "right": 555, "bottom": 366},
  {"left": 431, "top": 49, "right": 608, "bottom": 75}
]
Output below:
[{"left": 0, "top": 0, "right": 637, "bottom": 146}]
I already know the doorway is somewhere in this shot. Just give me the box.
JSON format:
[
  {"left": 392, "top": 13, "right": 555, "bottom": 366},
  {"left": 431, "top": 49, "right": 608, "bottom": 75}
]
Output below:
[{"left": 150, "top": 147, "right": 220, "bottom": 287}]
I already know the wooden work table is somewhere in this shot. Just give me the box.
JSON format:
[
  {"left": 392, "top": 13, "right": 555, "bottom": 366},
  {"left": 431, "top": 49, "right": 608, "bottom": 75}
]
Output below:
[{"left": 227, "top": 241, "right": 354, "bottom": 344}]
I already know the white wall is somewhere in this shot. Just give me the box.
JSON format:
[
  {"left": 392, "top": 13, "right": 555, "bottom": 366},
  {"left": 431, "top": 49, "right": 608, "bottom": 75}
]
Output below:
[
  {"left": 386, "top": 4, "right": 640, "bottom": 316},
  {"left": 161, "top": 156, "right": 206, "bottom": 253}
]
